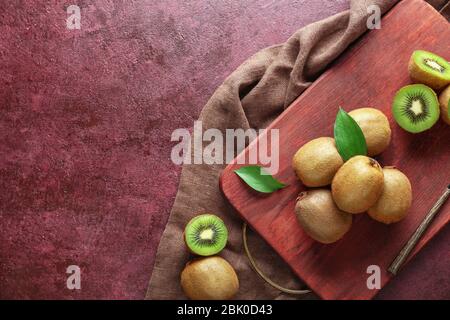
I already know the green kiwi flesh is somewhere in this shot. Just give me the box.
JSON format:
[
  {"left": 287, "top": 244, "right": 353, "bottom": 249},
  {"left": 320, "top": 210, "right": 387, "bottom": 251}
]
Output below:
[
  {"left": 412, "top": 50, "right": 450, "bottom": 79},
  {"left": 392, "top": 84, "right": 440, "bottom": 133},
  {"left": 409, "top": 50, "right": 450, "bottom": 89},
  {"left": 184, "top": 214, "right": 228, "bottom": 256}
]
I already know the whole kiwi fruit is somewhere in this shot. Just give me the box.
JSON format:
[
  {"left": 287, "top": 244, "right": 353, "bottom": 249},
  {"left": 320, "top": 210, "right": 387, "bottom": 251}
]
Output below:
[
  {"left": 331, "top": 155, "right": 384, "bottom": 214},
  {"left": 292, "top": 137, "right": 343, "bottom": 187},
  {"left": 295, "top": 189, "right": 352, "bottom": 244},
  {"left": 438, "top": 85, "right": 450, "bottom": 125},
  {"left": 180, "top": 256, "right": 239, "bottom": 300},
  {"left": 368, "top": 167, "right": 412, "bottom": 224},
  {"left": 348, "top": 108, "right": 391, "bottom": 156}
]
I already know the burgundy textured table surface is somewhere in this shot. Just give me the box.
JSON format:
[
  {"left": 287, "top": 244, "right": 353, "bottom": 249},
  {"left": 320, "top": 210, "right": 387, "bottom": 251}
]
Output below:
[{"left": 0, "top": 1, "right": 448, "bottom": 299}]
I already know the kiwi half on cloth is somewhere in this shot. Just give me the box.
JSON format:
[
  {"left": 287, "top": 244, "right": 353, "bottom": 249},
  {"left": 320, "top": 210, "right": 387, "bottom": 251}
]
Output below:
[
  {"left": 184, "top": 214, "right": 228, "bottom": 256},
  {"left": 392, "top": 84, "right": 440, "bottom": 133},
  {"left": 408, "top": 50, "right": 450, "bottom": 90}
]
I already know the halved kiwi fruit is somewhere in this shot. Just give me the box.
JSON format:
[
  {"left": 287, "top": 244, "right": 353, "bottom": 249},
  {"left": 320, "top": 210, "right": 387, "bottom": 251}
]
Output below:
[
  {"left": 184, "top": 214, "right": 228, "bottom": 256},
  {"left": 392, "top": 84, "right": 440, "bottom": 133},
  {"left": 408, "top": 50, "right": 450, "bottom": 90}
]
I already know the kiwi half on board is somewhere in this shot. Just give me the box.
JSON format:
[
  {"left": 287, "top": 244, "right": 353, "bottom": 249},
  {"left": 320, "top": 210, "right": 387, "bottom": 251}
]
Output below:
[
  {"left": 408, "top": 50, "right": 450, "bottom": 90},
  {"left": 184, "top": 214, "right": 228, "bottom": 256},
  {"left": 392, "top": 84, "right": 440, "bottom": 133}
]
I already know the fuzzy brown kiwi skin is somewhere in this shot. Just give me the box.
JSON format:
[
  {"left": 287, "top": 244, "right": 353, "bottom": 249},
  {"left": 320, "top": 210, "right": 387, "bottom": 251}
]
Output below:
[
  {"left": 181, "top": 256, "right": 239, "bottom": 300},
  {"left": 438, "top": 85, "right": 450, "bottom": 125},
  {"left": 408, "top": 55, "right": 450, "bottom": 90},
  {"left": 292, "top": 137, "right": 344, "bottom": 187},
  {"left": 331, "top": 156, "right": 384, "bottom": 214},
  {"left": 295, "top": 189, "right": 352, "bottom": 244},
  {"left": 368, "top": 167, "right": 412, "bottom": 224},
  {"left": 348, "top": 108, "right": 391, "bottom": 157}
]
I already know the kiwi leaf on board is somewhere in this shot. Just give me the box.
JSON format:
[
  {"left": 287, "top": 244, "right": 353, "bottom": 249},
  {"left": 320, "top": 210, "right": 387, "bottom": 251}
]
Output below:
[
  {"left": 234, "top": 165, "right": 286, "bottom": 193},
  {"left": 334, "top": 108, "right": 368, "bottom": 161}
]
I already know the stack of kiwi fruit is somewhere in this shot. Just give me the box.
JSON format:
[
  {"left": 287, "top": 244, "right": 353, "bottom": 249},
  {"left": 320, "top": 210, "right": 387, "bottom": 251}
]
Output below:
[
  {"left": 180, "top": 214, "right": 239, "bottom": 300},
  {"left": 293, "top": 50, "right": 450, "bottom": 244}
]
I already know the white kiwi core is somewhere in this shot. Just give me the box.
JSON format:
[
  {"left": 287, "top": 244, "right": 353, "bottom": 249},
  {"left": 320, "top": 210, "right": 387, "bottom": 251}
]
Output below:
[
  {"left": 200, "top": 229, "right": 214, "bottom": 240},
  {"left": 424, "top": 58, "right": 444, "bottom": 73},
  {"left": 410, "top": 99, "right": 424, "bottom": 116}
]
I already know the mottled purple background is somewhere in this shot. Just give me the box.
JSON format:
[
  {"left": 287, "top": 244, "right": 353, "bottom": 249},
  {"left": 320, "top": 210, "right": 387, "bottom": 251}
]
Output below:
[{"left": 0, "top": 0, "right": 448, "bottom": 299}]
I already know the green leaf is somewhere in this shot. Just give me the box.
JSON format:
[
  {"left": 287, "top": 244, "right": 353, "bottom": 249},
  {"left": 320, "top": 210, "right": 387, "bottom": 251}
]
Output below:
[
  {"left": 334, "top": 107, "right": 367, "bottom": 161},
  {"left": 234, "top": 165, "right": 287, "bottom": 193}
]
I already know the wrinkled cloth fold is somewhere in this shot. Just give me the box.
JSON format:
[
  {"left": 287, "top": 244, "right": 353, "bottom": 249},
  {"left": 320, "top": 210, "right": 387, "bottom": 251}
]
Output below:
[{"left": 147, "top": 0, "right": 449, "bottom": 300}]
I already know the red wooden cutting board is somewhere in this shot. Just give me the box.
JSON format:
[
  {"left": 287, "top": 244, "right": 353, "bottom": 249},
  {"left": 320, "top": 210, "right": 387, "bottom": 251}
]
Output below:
[{"left": 220, "top": 0, "right": 450, "bottom": 300}]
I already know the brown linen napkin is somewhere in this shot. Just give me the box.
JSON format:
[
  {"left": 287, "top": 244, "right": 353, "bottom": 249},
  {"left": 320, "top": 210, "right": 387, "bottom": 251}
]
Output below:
[{"left": 147, "top": 0, "right": 448, "bottom": 300}]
